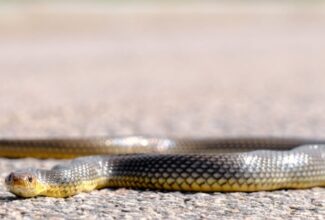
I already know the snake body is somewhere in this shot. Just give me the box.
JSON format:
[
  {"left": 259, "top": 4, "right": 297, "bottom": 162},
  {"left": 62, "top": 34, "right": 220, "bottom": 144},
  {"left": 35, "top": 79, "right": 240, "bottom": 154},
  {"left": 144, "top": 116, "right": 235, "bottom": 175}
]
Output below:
[{"left": 3, "top": 136, "right": 325, "bottom": 197}]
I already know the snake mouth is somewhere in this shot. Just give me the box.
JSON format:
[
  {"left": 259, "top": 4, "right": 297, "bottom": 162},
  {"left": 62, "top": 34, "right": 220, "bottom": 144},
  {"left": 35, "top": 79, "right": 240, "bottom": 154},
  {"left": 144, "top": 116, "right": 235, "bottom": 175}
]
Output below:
[
  {"left": 5, "top": 185, "right": 32, "bottom": 198},
  {"left": 5, "top": 173, "right": 26, "bottom": 187}
]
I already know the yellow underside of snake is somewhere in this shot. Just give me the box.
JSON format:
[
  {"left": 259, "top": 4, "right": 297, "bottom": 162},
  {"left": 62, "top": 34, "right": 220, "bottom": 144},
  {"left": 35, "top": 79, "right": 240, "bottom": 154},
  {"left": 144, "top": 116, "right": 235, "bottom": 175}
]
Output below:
[{"left": 3, "top": 136, "right": 325, "bottom": 198}]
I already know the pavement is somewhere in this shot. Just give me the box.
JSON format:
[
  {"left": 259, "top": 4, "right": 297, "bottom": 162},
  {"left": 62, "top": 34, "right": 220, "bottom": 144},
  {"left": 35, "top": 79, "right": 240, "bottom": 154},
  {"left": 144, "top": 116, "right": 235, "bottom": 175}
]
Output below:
[{"left": 0, "top": 2, "right": 324, "bottom": 219}]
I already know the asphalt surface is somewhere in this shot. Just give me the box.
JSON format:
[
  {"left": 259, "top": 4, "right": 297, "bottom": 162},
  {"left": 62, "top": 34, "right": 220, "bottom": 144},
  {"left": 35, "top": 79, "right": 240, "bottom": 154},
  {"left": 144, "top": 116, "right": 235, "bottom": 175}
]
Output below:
[{"left": 0, "top": 2, "right": 324, "bottom": 219}]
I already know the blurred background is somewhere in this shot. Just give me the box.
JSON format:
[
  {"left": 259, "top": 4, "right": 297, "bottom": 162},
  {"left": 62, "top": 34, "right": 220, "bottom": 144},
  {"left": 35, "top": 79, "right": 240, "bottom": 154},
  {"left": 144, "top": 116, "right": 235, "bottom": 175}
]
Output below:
[{"left": 1, "top": 1, "right": 325, "bottom": 138}]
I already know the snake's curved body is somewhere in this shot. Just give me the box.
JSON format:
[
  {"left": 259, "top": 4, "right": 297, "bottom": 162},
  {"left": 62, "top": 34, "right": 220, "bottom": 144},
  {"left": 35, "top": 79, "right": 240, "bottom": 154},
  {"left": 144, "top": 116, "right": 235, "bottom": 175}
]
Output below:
[{"left": 3, "top": 137, "right": 325, "bottom": 197}]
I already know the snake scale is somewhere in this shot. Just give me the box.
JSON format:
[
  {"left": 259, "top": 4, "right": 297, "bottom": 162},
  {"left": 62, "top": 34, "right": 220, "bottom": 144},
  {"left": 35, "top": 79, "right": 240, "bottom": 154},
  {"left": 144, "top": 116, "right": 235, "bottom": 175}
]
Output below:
[{"left": 3, "top": 136, "right": 325, "bottom": 198}]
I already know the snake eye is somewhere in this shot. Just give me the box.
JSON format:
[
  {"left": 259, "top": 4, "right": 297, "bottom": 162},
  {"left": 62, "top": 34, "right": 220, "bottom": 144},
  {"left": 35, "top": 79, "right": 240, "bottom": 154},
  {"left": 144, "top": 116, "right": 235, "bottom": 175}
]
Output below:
[
  {"left": 27, "top": 176, "right": 33, "bottom": 183},
  {"left": 6, "top": 173, "right": 13, "bottom": 183}
]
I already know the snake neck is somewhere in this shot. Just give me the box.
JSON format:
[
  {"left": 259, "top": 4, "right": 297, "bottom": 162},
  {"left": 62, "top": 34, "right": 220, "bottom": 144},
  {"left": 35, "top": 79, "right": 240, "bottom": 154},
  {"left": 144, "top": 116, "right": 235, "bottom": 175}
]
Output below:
[{"left": 36, "top": 156, "right": 106, "bottom": 197}]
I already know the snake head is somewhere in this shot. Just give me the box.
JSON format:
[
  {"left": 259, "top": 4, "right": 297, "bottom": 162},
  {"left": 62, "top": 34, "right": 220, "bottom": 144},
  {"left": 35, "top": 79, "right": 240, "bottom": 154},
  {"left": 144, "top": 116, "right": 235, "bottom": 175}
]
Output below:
[{"left": 5, "top": 169, "right": 46, "bottom": 197}]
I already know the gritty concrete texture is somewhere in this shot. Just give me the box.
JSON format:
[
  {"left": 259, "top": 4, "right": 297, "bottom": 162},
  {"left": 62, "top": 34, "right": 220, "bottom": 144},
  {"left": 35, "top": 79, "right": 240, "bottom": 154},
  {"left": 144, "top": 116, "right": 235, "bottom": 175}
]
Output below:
[{"left": 0, "top": 2, "right": 325, "bottom": 219}]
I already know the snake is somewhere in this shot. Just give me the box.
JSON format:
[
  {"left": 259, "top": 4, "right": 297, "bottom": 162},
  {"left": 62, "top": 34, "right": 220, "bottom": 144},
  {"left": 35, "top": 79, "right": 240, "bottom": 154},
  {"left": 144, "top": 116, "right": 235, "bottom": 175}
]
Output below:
[{"left": 3, "top": 136, "right": 325, "bottom": 198}]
